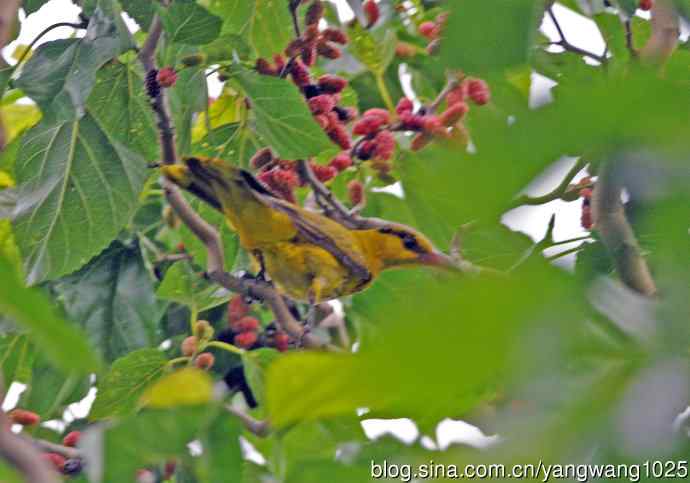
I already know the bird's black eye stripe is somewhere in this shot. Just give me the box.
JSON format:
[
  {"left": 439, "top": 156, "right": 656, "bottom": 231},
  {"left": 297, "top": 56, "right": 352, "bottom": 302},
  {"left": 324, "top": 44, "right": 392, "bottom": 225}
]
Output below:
[{"left": 379, "top": 227, "right": 426, "bottom": 253}]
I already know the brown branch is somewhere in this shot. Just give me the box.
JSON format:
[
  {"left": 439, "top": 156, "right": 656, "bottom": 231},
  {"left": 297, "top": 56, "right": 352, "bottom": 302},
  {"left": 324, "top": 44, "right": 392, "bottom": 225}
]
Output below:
[
  {"left": 226, "top": 405, "right": 270, "bottom": 437},
  {"left": 33, "top": 439, "right": 81, "bottom": 459},
  {"left": 640, "top": 0, "right": 679, "bottom": 63},
  {"left": 591, "top": 162, "right": 657, "bottom": 296},
  {"left": 546, "top": 8, "right": 607, "bottom": 64},
  {"left": 428, "top": 77, "right": 460, "bottom": 114},
  {"left": 511, "top": 158, "right": 588, "bottom": 208}
]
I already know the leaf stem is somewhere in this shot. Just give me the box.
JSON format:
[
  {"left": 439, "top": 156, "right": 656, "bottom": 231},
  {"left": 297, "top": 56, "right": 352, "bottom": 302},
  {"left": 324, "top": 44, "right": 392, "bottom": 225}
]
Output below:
[
  {"left": 207, "top": 340, "right": 245, "bottom": 356},
  {"left": 375, "top": 72, "right": 395, "bottom": 112}
]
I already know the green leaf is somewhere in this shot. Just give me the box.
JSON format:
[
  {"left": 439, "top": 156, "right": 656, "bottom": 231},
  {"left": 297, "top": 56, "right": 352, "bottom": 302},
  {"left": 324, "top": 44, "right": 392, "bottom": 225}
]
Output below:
[
  {"left": 12, "top": 104, "right": 149, "bottom": 284},
  {"left": 441, "top": 0, "right": 541, "bottom": 75},
  {"left": 20, "top": 354, "right": 90, "bottom": 416},
  {"left": 88, "top": 62, "right": 158, "bottom": 161},
  {"left": 142, "top": 368, "right": 214, "bottom": 408},
  {"left": 90, "top": 348, "right": 168, "bottom": 420},
  {"left": 197, "top": 415, "right": 243, "bottom": 482},
  {"left": 242, "top": 348, "right": 279, "bottom": 409},
  {"left": 0, "top": 334, "right": 35, "bottom": 385},
  {"left": 0, "top": 254, "right": 100, "bottom": 373},
  {"left": 22, "top": 0, "right": 51, "bottom": 15},
  {"left": 193, "top": 123, "right": 261, "bottom": 167},
  {"left": 267, "top": 267, "right": 578, "bottom": 428},
  {"left": 53, "top": 242, "right": 165, "bottom": 362},
  {"left": 675, "top": 0, "right": 690, "bottom": 20},
  {"left": 348, "top": 23, "right": 397, "bottom": 75},
  {"left": 169, "top": 65, "right": 209, "bottom": 155},
  {"left": 0, "top": 461, "right": 21, "bottom": 483},
  {"left": 233, "top": 66, "right": 333, "bottom": 159},
  {"left": 119, "top": 0, "right": 156, "bottom": 30},
  {"left": 209, "top": 0, "right": 293, "bottom": 58},
  {"left": 15, "top": 8, "right": 130, "bottom": 119},
  {"left": 101, "top": 407, "right": 214, "bottom": 483},
  {"left": 612, "top": 0, "right": 639, "bottom": 17},
  {"left": 157, "top": 261, "right": 232, "bottom": 313},
  {"left": 160, "top": 3, "right": 222, "bottom": 45}
]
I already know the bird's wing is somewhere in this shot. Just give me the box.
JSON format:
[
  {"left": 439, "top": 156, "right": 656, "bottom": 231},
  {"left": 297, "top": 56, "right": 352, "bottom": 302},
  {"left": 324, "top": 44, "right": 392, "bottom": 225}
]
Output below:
[{"left": 254, "top": 192, "right": 372, "bottom": 283}]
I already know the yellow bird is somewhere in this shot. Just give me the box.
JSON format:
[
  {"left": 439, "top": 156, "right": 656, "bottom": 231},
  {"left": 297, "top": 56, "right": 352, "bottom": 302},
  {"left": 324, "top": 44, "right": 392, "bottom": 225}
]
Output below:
[{"left": 162, "top": 157, "right": 455, "bottom": 303}]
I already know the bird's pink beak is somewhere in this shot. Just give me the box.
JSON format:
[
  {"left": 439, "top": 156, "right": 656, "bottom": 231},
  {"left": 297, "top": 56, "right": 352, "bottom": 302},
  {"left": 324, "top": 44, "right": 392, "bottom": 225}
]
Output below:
[{"left": 417, "top": 251, "right": 460, "bottom": 271}]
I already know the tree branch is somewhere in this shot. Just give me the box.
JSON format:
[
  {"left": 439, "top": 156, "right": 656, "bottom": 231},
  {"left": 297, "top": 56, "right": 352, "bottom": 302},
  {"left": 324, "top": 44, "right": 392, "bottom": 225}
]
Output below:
[
  {"left": 511, "top": 158, "right": 588, "bottom": 207},
  {"left": 640, "top": 0, "right": 679, "bottom": 63},
  {"left": 33, "top": 439, "right": 81, "bottom": 459},
  {"left": 591, "top": 162, "right": 657, "bottom": 296},
  {"left": 546, "top": 8, "right": 607, "bottom": 64},
  {"left": 226, "top": 405, "right": 270, "bottom": 437}
]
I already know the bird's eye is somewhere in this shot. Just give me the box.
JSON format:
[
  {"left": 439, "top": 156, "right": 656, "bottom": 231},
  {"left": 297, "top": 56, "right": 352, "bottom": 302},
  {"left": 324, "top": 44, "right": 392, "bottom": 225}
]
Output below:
[{"left": 402, "top": 235, "right": 419, "bottom": 251}]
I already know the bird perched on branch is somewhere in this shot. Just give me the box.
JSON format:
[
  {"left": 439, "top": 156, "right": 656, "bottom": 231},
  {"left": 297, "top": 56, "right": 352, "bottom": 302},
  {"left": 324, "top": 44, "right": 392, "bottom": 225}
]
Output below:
[{"left": 162, "top": 157, "right": 456, "bottom": 303}]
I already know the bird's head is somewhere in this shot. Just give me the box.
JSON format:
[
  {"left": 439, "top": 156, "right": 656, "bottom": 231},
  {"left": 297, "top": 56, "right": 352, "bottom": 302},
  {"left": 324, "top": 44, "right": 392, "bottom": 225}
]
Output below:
[
  {"left": 161, "top": 157, "right": 232, "bottom": 211},
  {"left": 366, "top": 223, "right": 458, "bottom": 272}
]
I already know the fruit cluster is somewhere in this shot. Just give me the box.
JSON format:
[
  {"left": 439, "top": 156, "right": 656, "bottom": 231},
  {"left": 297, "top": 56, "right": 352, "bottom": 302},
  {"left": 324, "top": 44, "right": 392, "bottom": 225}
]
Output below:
[
  {"left": 226, "top": 295, "right": 290, "bottom": 352},
  {"left": 418, "top": 12, "right": 449, "bottom": 54},
  {"left": 5, "top": 410, "right": 84, "bottom": 476},
  {"left": 250, "top": 147, "right": 353, "bottom": 203},
  {"left": 180, "top": 320, "right": 216, "bottom": 370}
]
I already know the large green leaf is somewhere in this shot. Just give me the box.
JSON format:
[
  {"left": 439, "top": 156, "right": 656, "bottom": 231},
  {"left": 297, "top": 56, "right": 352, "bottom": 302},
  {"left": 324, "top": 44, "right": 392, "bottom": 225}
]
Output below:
[
  {"left": 197, "top": 415, "right": 243, "bottom": 482},
  {"left": 0, "top": 254, "right": 99, "bottom": 373},
  {"left": 160, "top": 2, "right": 222, "bottom": 46},
  {"left": 20, "top": 353, "right": 91, "bottom": 417},
  {"left": 233, "top": 66, "right": 333, "bottom": 159},
  {"left": 100, "top": 407, "right": 215, "bottom": 483},
  {"left": 12, "top": 65, "right": 151, "bottom": 284},
  {"left": 53, "top": 242, "right": 165, "bottom": 362},
  {"left": 119, "top": 0, "right": 156, "bottom": 30},
  {"left": 0, "top": 334, "right": 35, "bottom": 385},
  {"left": 209, "top": 0, "right": 293, "bottom": 58},
  {"left": 14, "top": 8, "right": 130, "bottom": 119},
  {"left": 348, "top": 23, "right": 397, "bottom": 75},
  {"left": 440, "top": 0, "right": 541, "bottom": 75},
  {"left": 266, "top": 265, "right": 578, "bottom": 428},
  {"left": 22, "top": 0, "right": 51, "bottom": 15},
  {"left": 157, "top": 260, "right": 232, "bottom": 313},
  {"left": 90, "top": 348, "right": 168, "bottom": 420}
]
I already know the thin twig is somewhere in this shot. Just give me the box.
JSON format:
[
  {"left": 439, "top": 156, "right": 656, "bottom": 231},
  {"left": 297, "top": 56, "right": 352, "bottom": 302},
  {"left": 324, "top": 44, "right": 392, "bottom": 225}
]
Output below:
[
  {"left": 624, "top": 20, "right": 637, "bottom": 58},
  {"left": 226, "top": 405, "right": 270, "bottom": 437},
  {"left": 640, "top": 0, "right": 679, "bottom": 63},
  {"left": 428, "top": 77, "right": 461, "bottom": 115},
  {"left": 33, "top": 439, "right": 81, "bottom": 459},
  {"left": 547, "top": 8, "right": 607, "bottom": 63},
  {"left": 511, "top": 158, "right": 588, "bottom": 208}
]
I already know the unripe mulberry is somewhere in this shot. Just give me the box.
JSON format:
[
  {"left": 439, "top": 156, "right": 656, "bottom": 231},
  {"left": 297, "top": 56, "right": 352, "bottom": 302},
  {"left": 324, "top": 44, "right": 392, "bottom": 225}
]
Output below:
[
  {"left": 347, "top": 180, "right": 365, "bottom": 206},
  {"left": 400, "top": 112, "right": 425, "bottom": 131},
  {"left": 195, "top": 352, "right": 215, "bottom": 370},
  {"left": 181, "top": 336, "right": 198, "bottom": 357},
  {"left": 422, "top": 115, "right": 444, "bottom": 135},
  {"left": 62, "top": 431, "right": 81, "bottom": 447},
  {"left": 164, "top": 460, "right": 177, "bottom": 479},
  {"left": 285, "top": 38, "right": 304, "bottom": 57},
  {"left": 311, "top": 163, "right": 337, "bottom": 182},
  {"left": 308, "top": 94, "right": 337, "bottom": 115},
  {"left": 327, "top": 122, "right": 352, "bottom": 149},
  {"left": 446, "top": 85, "right": 466, "bottom": 106},
  {"left": 275, "top": 331, "right": 290, "bottom": 352},
  {"left": 305, "top": 0, "right": 324, "bottom": 26},
  {"left": 234, "top": 331, "right": 258, "bottom": 349},
  {"left": 363, "top": 108, "right": 391, "bottom": 124},
  {"left": 194, "top": 320, "right": 214, "bottom": 340},
  {"left": 329, "top": 153, "right": 353, "bottom": 172},
  {"left": 441, "top": 102, "right": 469, "bottom": 126},
  {"left": 290, "top": 60, "right": 311, "bottom": 87},
  {"left": 356, "top": 139, "right": 376, "bottom": 160},
  {"left": 396, "top": 97, "right": 414, "bottom": 115},
  {"left": 8, "top": 409, "right": 40, "bottom": 426},
  {"left": 581, "top": 206, "right": 593, "bottom": 230},
  {"left": 419, "top": 21, "right": 437, "bottom": 40},
  {"left": 466, "top": 79, "right": 491, "bottom": 105},
  {"left": 273, "top": 168, "right": 299, "bottom": 190},
  {"left": 256, "top": 58, "right": 276, "bottom": 76},
  {"left": 233, "top": 316, "right": 260, "bottom": 332},
  {"left": 395, "top": 41, "right": 417, "bottom": 58},
  {"left": 639, "top": 0, "right": 653, "bottom": 11},
  {"left": 316, "top": 41, "right": 341, "bottom": 59},
  {"left": 228, "top": 295, "right": 249, "bottom": 322},
  {"left": 43, "top": 453, "right": 66, "bottom": 472},
  {"left": 363, "top": 0, "right": 380, "bottom": 28},
  {"left": 373, "top": 130, "right": 396, "bottom": 160},
  {"left": 301, "top": 44, "right": 317, "bottom": 66},
  {"left": 157, "top": 67, "right": 178, "bottom": 88},
  {"left": 318, "top": 74, "right": 348, "bottom": 94},
  {"left": 321, "top": 28, "right": 348, "bottom": 44},
  {"left": 353, "top": 116, "right": 385, "bottom": 136},
  {"left": 411, "top": 132, "right": 433, "bottom": 151}
]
